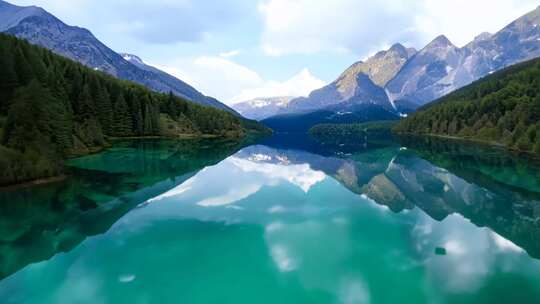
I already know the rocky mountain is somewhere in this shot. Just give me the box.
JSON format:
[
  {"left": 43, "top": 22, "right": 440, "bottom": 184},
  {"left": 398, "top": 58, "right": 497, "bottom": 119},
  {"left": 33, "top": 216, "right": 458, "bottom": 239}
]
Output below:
[
  {"left": 284, "top": 43, "right": 415, "bottom": 114},
  {"left": 234, "top": 143, "right": 540, "bottom": 258},
  {"left": 0, "top": 0, "right": 235, "bottom": 113},
  {"left": 385, "top": 35, "right": 465, "bottom": 108},
  {"left": 343, "top": 43, "right": 417, "bottom": 88},
  {"left": 269, "top": 5, "right": 540, "bottom": 124},
  {"left": 387, "top": 6, "right": 540, "bottom": 107},
  {"left": 231, "top": 96, "right": 295, "bottom": 121},
  {"left": 119, "top": 53, "right": 235, "bottom": 113}
]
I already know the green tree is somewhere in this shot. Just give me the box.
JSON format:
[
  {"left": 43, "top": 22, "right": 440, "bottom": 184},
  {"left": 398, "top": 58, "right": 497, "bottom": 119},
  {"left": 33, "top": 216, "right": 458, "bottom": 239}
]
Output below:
[
  {"left": 95, "top": 86, "right": 113, "bottom": 135},
  {"left": 0, "top": 43, "right": 19, "bottom": 111},
  {"left": 113, "top": 93, "right": 132, "bottom": 136},
  {"left": 13, "top": 46, "right": 33, "bottom": 85},
  {"left": 4, "top": 81, "right": 53, "bottom": 153}
]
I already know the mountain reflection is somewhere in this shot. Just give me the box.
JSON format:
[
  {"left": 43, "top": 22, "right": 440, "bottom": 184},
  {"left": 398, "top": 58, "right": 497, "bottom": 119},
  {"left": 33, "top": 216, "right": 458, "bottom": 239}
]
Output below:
[
  {"left": 1, "top": 136, "right": 539, "bottom": 303},
  {"left": 0, "top": 139, "right": 247, "bottom": 279},
  {"left": 255, "top": 141, "right": 540, "bottom": 259},
  {"left": 145, "top": 138, "right": 540, "bottom": 260}
]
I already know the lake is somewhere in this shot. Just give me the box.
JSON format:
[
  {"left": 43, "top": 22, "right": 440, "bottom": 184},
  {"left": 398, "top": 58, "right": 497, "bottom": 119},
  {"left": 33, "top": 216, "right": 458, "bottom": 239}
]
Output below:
[{"left": 0, "top": 135, "right": 539, "bottom": 304}]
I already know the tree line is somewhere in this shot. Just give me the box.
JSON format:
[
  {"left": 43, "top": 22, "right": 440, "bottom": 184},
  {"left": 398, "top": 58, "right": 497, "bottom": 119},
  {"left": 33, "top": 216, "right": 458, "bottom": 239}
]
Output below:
[
  {"left": 394, "top": 57, "right": 540, "bottom": 154},
  {"left": 309, "top": 121, "right": 396, "bottom": 147},
  {"left": 0, "top": 33, "right": 248, "bottom": 185}
]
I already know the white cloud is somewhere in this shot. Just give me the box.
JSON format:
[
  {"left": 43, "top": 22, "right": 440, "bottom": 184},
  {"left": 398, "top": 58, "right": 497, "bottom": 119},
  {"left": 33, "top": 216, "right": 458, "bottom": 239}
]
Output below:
[
  {"left": 270, "top": 244, "right": 298, "bottom": 272},
  {"left": 258, "top": 0, "right": 539, "bottom": 56},
  {"left": 219, "top": 50, "right": 241, "bottom": 58},
  {"left": 415, "top": 0, "right": 539, "bottom": 46},
  {"left": 197, "top": 184, "right": 261, "bottom": 207},
  {"left": 229, "top": 156, "right": 326, "bottom": 192},
  {"left": 152, "top": 57, "right": 325, "bottom": 105},
  {"left": 193, "top": 56, "right": 263, "bottom": 86},
  {"left": 151, "top": 56, "right": 263, "bottom": 103},
  {"left": 148, "top": 178, "right": 195, "bottom": 203},
  {"left": 258, "top": 0, "right": 419, "bottom": 56},
  {"left": 229, "top": 68, "right": 325, "bottom": 104}
]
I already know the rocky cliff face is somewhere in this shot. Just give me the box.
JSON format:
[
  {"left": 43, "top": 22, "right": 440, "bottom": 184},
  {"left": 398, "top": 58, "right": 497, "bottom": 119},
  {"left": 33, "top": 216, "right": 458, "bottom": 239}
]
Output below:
[
  {"left": 340, "top": 43, "right": 416, "bottom": 88},
  {"left": 387, "top": 6, "right": 540, "bottom": 107},
  {"left": 386, "top": 35, "right": 465, "bottom": 107},
  {"left": 275, "top": 5, "right": 540, "bottom": 119},
  {"left": 0, "top": 1, "right": 235, "bottom": 113},
  {"left": 284, "top": 43, "right": 415, "bottom": 114},
  {"left": 463, "top": 6, "right": 540, "bottom": 79}
]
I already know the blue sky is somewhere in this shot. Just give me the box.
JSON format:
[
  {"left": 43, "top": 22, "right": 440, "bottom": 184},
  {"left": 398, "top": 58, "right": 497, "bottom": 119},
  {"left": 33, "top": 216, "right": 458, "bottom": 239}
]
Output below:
[{"left": 9, "top": 0, "right": 540, "bottom": 105}]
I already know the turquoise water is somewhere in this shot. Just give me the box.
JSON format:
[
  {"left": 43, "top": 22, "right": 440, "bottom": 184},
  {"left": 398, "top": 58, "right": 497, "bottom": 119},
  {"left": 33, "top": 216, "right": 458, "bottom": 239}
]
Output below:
[{"left": 0, "top": 136, "right": 539, "bottom": 303}]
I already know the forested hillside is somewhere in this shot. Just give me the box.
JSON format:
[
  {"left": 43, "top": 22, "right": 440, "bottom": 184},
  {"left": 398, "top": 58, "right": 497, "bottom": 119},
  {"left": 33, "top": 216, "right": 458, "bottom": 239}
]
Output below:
[
  {"left": 394, "top": 57, "right": 540, "bottom": 154},
  {"left": 0, "top": 33, "right": 257, "bottom": 186}
]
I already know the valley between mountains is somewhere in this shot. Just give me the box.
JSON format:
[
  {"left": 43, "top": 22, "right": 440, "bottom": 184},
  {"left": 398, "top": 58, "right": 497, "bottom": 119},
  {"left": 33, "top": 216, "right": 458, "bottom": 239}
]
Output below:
[
  {"left": 0, "top": 0, "right": 539, "bottom": 189},
  {"left": 1, "top": 2, "right": 540, "bottom": 303},
  {"left": 235, "top": 6, "right": 540, "bottom": 135}
]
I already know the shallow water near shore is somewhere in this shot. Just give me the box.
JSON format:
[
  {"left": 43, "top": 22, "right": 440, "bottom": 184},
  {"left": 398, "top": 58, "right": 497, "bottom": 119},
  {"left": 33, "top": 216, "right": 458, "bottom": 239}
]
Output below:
[{"left": 0, "top": 136, "right": 539, "bottom": 304}]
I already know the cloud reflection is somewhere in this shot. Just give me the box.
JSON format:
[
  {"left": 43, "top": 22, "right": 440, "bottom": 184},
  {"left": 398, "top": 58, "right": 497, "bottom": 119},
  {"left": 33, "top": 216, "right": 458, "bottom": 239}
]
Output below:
[
  {"left": 229, "top": 156, "right": 326, "bottom": 193},
  {"left": 270, "top": 245, "right": 298, "bottom": 272}
]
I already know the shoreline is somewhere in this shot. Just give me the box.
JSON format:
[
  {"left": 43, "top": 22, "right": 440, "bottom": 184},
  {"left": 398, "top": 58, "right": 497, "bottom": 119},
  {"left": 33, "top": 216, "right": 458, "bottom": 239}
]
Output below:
[
  {"left": 0, "top": 132, "right": 256, "bottom": 191},
  {"left": 0, "top": 175, "right": 67, "bottom": 192},
  {"left": 395, "top": 132, "right": 539, "bottom": 158}
]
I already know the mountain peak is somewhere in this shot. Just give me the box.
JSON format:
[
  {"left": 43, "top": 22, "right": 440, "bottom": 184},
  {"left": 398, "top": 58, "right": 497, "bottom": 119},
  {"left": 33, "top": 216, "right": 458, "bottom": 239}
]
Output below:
[
  {"left": 389, "top": 43, "right": 406, "bottom": 52},
  {"left": 0, "top": 0, "right": 49, "bottom": 31},
  {"left": 337, "top": 42, "right": 416, "bottom": 88},
  {"left": 434, "top": 35, "right": 452, "bottom": 45},
  {"left": 474, "top": 32, "right": 492, "bottom": 42},
  {"left": 0, "top": 1, "right": 46, "bottom": 15},
  {"left": 389, "top": 43, "right": 416, "bottom": 59},
  {"left": 0, "top": 0, "right": 15, "bottom": 8},
  {"left": 425, "top": 35, "right": 455, "bottom": 50},
  {"left": 0, "top": 0, "right": 235, "bottom": 113},
  {"left": 231, "top": 96, "right": 295, "bottom": 120},
  {"left": 120, "top": 53, "right": 145, "bottom": 65}
]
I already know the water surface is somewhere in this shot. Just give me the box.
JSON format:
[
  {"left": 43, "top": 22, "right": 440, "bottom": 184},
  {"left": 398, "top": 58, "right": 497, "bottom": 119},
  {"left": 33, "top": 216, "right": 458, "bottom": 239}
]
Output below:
[{"left": 0, "top": 136, "right": 539, "bottom": 304}]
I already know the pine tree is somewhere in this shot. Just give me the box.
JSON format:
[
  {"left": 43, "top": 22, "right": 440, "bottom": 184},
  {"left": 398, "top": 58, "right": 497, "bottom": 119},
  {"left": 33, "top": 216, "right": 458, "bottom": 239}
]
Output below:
[
  {"left": 0, "top": 43, "right": 18, "bottom": 112},
  {"left": 48, "top": 95, "right": 73, "bottom": 153},
  {"left": 77, "top": 84, "right": 95, "bottom": 121},
  {"left": 131, "top": 97, "right": 144, "bottom": 135},
  {"left": 68, "top": 66, "right": 83, "bottom": 102},
  {"left": 95, "top": 86, "right": 113, "bottom": 135},
  {"left": 151, "top": 102, "right": 160, "bottom": 134},
  {"left": 113, "top": 93, "right": 132, "bottom": 136},
  {"left": 166, "top": 91, "right": 178, "bottom": 119},
  {"left": 4, "top": 80, "right": 52, "bottom": 152},
  {"left": 13, "top": 46, "right": 33, "bottom": 85},
  {"left": 532, "top": 95, "right": 540, "bottom": 122},
  {"left": 143, "top": 103, "right": 153, "bottom": 135},
  {"left": 24, "top": 44, "right": 48, "bottom": 83}
]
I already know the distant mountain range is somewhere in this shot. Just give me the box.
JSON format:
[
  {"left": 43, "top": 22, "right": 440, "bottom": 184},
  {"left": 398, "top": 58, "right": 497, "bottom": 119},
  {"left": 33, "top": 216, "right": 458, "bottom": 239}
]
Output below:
[
  {"left": 388, "top": 7, "right": 540, "bottom": 108},
  {"left": 231, "top": 96, "right": 295, "bottom": 120},
  {"left": 262, "top": 105, "right": 398, "bottom": 133},
  {"left": 258, "top": 6, "right": 540, "bottom": 131},
  {"left": 0, "top": 0, "right": 236, "bottom": 113},
  {"left": 286, "top": 43, "right": 415, "bottom": 114}
]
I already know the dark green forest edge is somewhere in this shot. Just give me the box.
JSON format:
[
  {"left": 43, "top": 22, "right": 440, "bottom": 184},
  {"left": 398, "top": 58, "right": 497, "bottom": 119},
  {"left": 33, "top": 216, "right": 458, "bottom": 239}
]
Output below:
[
  {"left": 0, "top": 34, "right": 268, "bottom": 186},
  {"left": 394, "top": 57, "right": 540, "bottom": 155},
  {"left": 309, "top": 121, "right": 395, "bottom": 147}
]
